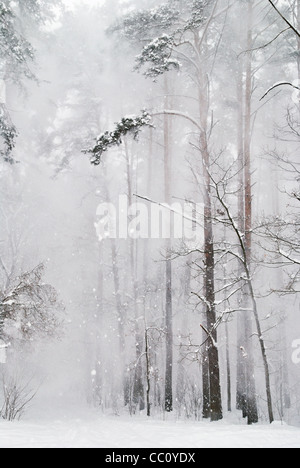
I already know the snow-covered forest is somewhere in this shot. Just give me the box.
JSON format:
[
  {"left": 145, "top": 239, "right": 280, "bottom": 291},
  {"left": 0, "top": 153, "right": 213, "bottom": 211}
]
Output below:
[{"left": 0, "top": 0, "right": 300, "bottom": 448}]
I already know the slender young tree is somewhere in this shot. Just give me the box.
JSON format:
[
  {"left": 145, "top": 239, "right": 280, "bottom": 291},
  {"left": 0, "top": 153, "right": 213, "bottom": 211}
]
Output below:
[
  {"left": 164, "top": 80, "right": 174, "bottom": 413},
  {"left": 239, "top": 0, "right": 259, "bottom": 425},
  {"left": 124, "top": 138, "right": 145, "bottom": 412},
  {"left": 236, "top": 47, "right": 248, "bottom": 418}
]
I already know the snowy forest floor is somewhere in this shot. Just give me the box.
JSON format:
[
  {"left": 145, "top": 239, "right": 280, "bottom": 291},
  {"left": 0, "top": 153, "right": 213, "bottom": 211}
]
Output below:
[{"left": 0, "top": 405, "right": 299, "bottom": 448}]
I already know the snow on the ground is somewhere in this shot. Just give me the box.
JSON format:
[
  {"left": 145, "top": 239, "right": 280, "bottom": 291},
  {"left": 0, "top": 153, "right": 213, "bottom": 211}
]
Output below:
[{"left": 0, "top": 413, "right": 299, "bottom": 448}]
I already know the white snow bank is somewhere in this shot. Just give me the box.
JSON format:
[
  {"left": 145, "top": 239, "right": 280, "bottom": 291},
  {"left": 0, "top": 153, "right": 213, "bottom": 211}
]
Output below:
[{"left": 0, "top": 415, "right": 299, "bottom": 448}]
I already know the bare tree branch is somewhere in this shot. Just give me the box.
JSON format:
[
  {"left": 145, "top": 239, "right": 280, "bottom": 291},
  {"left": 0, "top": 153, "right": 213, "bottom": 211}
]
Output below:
[{"left": 267, "top": 0, "right": 300, "bottom": 38}]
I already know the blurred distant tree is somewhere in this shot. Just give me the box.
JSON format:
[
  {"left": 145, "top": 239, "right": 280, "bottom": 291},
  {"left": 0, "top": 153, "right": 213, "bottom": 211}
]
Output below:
[
  {"left": 0, "top": 264, "right": 63, "bottom": 345},
  {"left": 0, "top": 0, "right": 61, "bottom": 162}
]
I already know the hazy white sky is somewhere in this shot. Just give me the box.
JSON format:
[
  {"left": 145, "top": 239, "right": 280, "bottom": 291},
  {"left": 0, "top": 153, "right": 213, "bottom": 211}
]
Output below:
[{"left": 63, "top": 0, "right": 105, "bottom": 9}]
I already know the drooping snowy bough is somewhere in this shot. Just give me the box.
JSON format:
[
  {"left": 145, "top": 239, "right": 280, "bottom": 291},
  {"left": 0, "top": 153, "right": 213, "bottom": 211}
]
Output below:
[{"left": 83, "top": 111, "right": 153, "bottom": 166}]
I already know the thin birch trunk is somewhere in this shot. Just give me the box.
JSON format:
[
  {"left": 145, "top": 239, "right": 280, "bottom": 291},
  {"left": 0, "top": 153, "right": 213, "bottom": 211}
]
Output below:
[{"left": 164, "top": 77, "right": 173, "bottom": 413}]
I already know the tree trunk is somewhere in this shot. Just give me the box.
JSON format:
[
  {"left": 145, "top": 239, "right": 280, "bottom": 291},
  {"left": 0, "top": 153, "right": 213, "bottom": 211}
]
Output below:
[
  {"left": 124, "top": 139, "right": 145, "bottom": 413},
  {"left": 164, "top": 78, "right": 173, "bottom": 413},
  {"left": 201, "top": 130, "right": 222, "bottom": 421},
  {"left": 240, "top": 0, "right": 259, "bottom": 425},
  {"left": 92, "top": 241, "right": 104, "bottom": 407},
  {"left": 103, "top": 170, "right": 129, "bottom": 405},
  {"left": 225, "top": 320, "right": 232, "bottom": 413},
  {"left": 142, "top": 127, "right": 154, "bottom": 416},
  {"left": 247, "top": 280, "right": 274, "bottom": 423},
  {"left": 236, "top": 52, "right": 248, "bottom": 417},
  {"left": 145, "top": 328, "right": 151, "bottom": 417},
  {"left": 204, "top": 204, "right": 222, "bottom": 422},
  {"left": 196, "top": 32, "right": 222, "bottom": 422},
  {"left": 177, "top": 261, "right": 192, "bottom": 415},
  {"left": 297, "top": 0, "right": 300, "bottom": 81},
  {"left": 243, "top": 294, "right": 259, "bottom": 425},
  {"left": 111, "top": 238, "right": 129, "bottom": 406},
  {"left": 281, "top": 323, "right": 291, "bottom": 411},
  {"left": 221, "top": 222, "right": 232, "bottom": 414},
  {"left": 202, "top": 312, "right": 211, "bottom": 419}
]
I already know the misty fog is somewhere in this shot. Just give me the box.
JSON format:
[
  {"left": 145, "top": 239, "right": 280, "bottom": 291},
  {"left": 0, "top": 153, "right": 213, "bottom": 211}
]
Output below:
[{"left": 0, "top": 0, "right": 300, "bottom": 448}]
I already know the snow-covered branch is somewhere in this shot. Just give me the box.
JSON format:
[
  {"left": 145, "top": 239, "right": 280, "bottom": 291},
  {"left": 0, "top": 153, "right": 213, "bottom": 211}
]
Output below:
[
  {"left": 84, "top": 109, "right": 203, "bottom": 165},
  {"left": 260, "top": 81, "right": 300, "bottom": 101},
  {"left": 83, "top": 111, "right": 153, "bottom": 165}
]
